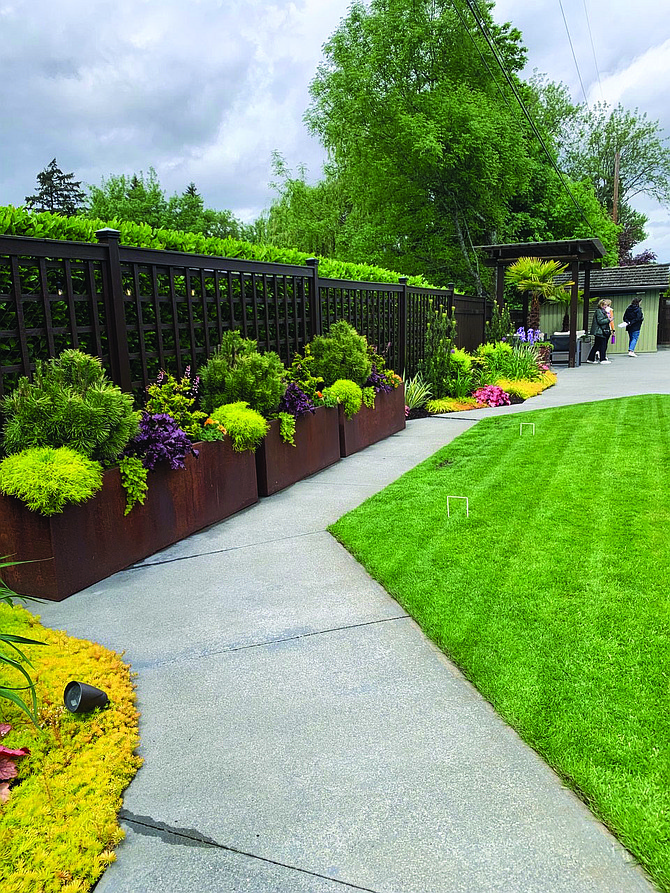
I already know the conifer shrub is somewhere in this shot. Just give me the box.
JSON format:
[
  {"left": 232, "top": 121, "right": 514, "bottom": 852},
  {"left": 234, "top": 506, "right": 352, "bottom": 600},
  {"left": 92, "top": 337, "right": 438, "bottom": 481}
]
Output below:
[
  {"left": 199, "top": 331, "right": 286, "bottom": 416},
  {"left": 209, "top": 402, "right": 269, "bottom": 451},
  {"left": 1, "top": 350, "right": 138, "bottom": 463},
  {"left": 0, "top": 447, "right": 103, "bottom": 515},
  {"left": 307, "top": 321, "right": 372, "bottom": 387},
  {"left": 419, "top": 304, "right": 457, "bottom": 398},
  {"left": 324, "top": 379, "right": 363, "bottom": 418}
]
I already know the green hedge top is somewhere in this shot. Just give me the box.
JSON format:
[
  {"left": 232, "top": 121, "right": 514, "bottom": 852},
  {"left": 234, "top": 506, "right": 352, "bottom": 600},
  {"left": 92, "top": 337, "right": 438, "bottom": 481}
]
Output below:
[{"left": 0, "top": 206, "right": 442, "bottom": 290}]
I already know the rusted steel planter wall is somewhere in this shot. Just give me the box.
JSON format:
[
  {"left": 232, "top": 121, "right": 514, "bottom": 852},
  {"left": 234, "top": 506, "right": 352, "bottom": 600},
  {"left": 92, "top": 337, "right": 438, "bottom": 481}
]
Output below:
[
  {"left": 338, "top": 385, "right": 406, "bottom": 457},
  {"left": 0, "top": 439, "right": 258, "bottom": 601},
  {"left": 255, "top": 406, "right": 340, "bottom": 497}
]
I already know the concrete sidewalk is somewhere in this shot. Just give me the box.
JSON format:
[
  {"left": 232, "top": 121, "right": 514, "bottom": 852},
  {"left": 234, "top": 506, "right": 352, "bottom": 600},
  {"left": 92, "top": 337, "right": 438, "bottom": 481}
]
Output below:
[{"left": 38, "top": 353, "right": 669, "bottom": 892}]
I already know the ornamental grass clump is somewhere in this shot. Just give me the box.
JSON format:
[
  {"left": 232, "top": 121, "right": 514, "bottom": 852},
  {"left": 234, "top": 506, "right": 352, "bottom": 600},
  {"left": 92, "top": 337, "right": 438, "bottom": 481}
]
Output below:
[
  {"left": 1, "top": 350, "right": 138, "bottom": 464},
  {"left": 404, "top": 373, "right": 432, "bottom": 414},
  {"left": 209, "top": 402, "right": 269, "bottom": 451},
  {"left": 0, "top": 446, "right": 103, "bottom": 515}
]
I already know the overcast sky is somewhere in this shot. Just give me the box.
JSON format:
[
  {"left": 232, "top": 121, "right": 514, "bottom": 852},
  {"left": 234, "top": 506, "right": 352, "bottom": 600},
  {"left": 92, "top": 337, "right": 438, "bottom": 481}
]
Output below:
[{"left": 1, "top": 0, "right": 669, "bottom": 260}]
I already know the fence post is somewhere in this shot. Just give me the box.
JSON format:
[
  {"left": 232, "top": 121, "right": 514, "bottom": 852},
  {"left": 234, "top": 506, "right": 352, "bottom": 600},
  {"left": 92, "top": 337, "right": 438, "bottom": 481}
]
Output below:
[
  {"left": 398, "top": 277, "right": 408, "bottom": 375},
  {"left": 447, "top": 282, "right": 455, "bottom": 318},
  {"left": 96, "top": 228, "right": 133, "bottom": 392},
  {"left": 306, "top": 258, "right": 322, "bottom": 339}
]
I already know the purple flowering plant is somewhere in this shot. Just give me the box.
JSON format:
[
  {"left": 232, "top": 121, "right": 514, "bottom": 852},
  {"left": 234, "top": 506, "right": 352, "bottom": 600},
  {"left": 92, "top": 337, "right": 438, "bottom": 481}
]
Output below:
[
  {"left": 364, "top": 363, "right": 394, "bottom": 394},
  {"left": 125, "top": 412, "right": 198, "bottom": 471},
  {"left": 514, "top": 327, "right": 544, "bottom": 345},
  {"left": 278, "top": 381, "right": 316, "bottom": 417},
  {"left": 472, "top": 386, "right": 511, "bottom": 407}
]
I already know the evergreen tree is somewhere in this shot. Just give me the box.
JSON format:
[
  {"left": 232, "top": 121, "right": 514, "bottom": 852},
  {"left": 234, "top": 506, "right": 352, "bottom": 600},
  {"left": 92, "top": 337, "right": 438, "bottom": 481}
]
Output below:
[{"left": 24, "top": 158, "right": 85, "bottom": 216}]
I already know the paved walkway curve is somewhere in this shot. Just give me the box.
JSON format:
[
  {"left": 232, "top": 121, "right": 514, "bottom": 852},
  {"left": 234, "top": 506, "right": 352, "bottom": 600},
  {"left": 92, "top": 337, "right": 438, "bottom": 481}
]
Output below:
[{"left": 39, "top": 353, "right": 670, "bottom": 892}]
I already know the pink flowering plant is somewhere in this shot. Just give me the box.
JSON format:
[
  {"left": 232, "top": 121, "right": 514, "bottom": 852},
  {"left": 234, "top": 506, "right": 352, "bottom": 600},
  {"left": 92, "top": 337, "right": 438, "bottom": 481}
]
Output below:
[{"left": 472, "top": 385, "right": 511, "bottom": 407}]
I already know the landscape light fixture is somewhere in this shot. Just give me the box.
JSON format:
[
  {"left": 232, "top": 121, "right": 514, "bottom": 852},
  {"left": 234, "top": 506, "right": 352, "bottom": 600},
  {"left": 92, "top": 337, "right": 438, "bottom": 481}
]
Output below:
[{"left": 63, "top": 681, "right": 109, "bottom": 714}]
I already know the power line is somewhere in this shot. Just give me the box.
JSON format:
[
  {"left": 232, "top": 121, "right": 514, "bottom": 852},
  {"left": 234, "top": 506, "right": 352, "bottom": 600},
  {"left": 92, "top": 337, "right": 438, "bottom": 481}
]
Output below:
[
  {"left": 449, "top": 0, "right": 512, "bottom": 110},
  {"left": 456, "top": 0, "right": 597, "bottom": 232},
  {"left": 582, "top": 0, "right": 604, "bottom": 101},
  {"left": 557, "top": 0, "right": 589, "bottom": 105}
]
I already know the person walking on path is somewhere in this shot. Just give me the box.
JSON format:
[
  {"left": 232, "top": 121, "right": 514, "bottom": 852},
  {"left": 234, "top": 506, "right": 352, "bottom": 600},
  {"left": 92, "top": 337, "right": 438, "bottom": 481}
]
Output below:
[
  {"left": 623, "top": 297, "right": 644, "bottom": 356},
  {"left": 587, "top": 299, "right": 614, "bottom": 364}
]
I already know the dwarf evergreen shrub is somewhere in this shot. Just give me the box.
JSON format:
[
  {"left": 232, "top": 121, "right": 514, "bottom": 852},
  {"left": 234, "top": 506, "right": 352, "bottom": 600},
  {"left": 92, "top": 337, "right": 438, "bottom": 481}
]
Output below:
[
  {"left": 308, "top": 321, "right": 372, "bottom": 387},
  {"left": 199, "top": 332, "right": 285, "bottom": 416},
  {"left": 1, "top": 350, "right": 138, "bottom": 463}
]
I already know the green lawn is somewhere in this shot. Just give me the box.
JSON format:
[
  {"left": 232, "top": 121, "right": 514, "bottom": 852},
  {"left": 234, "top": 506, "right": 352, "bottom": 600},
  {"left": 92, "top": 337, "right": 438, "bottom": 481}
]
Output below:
[{"left": 330, "top": 396, "right": 670, "bottom": 892}]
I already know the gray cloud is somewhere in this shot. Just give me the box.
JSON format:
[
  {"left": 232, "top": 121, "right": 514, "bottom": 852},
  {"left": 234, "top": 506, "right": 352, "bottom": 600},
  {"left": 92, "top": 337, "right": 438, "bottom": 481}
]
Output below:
[{"left": 1, "top": 0, "right": 668, "bottom": 259}]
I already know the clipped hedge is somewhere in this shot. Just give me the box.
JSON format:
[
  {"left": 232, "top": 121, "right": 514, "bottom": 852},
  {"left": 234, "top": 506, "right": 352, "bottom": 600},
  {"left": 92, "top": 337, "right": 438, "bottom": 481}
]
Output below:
[
  {"left": 0, "top": 206, "right": 438, "bottom": 289},
  {"left": 0, "top": 604, "right": 141, "bottom": 892}
]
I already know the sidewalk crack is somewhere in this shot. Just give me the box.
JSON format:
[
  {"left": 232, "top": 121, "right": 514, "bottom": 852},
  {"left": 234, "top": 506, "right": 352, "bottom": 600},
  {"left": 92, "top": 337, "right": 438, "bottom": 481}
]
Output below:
[{"left": 119, "top": 810, "right": 383, "bottom": 891}]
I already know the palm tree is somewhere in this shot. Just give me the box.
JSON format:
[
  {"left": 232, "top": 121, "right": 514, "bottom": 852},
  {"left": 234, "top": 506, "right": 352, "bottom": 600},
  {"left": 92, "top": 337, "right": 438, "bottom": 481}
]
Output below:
[
  {"left": 545, "top": 283, "right": 582, "bottom": 332},
  {"left": 504, "top": 257, "right": 570, "bottom": 332}
]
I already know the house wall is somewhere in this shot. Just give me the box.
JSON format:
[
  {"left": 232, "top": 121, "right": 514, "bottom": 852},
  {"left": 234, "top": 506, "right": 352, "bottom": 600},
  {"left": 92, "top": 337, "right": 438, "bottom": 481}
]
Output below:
[{"left": 539, "top": 292, "right": 660, "bottom": 354}]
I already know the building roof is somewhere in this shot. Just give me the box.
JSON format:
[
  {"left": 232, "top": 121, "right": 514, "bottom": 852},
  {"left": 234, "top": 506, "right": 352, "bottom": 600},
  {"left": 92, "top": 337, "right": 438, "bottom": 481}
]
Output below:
[{"left": 556, "top": 264, "right": 670, "bottom": 292}]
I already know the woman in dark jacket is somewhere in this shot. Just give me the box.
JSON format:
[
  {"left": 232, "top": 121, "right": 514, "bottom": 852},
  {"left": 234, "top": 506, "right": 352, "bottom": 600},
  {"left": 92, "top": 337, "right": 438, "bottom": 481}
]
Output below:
[
  {"left": 586, "top": 299, "right": 614, "bottom": 364},
  {"left": 623, "top": 297, "right": 644, "bottom": 356}
]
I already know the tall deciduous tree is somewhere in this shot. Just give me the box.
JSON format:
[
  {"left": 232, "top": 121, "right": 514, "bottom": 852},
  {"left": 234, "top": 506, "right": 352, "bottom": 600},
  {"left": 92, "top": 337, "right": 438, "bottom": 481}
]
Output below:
[
  {"left": 562, "top": 103, "right": 670, "bottom": 213},
  {"left": 24, "top": 159, "right": 85, "bottom": 216},
  {"left": 305, "top": 0, "right": 533, "bottom": 291}
]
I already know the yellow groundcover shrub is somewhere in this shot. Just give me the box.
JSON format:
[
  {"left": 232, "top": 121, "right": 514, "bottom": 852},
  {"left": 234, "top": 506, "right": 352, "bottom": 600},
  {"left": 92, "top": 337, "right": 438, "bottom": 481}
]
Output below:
[
  {"left": 495, "top": 371, "right": 557, "bottom": 399},
  {"left": 0, "top": 604, "right": 141, "bottom": 892},
  {"left": 426, "top": 397, "right": 481, "bottom": 414}
]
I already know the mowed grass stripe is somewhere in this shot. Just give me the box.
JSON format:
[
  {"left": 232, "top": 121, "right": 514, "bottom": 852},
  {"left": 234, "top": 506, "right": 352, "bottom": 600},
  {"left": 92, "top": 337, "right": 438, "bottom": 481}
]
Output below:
[{"left": 330, "top": 395, "right": 670, "bottom": 892}]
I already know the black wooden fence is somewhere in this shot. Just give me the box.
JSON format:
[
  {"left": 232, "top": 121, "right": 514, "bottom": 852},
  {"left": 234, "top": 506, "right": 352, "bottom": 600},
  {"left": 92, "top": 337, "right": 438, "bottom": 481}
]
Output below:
[{"left": 0, "top": 229, "right": 489, "bottom": 397}]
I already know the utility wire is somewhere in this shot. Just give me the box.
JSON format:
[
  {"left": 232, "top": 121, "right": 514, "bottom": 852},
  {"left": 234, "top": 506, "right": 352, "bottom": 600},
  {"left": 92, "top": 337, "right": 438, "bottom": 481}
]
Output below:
[
  {"left": 558, "top": 0, "right": 590, "bottom": 105},
  {"left": 449, "top": 0, "right": 512, "bottom": 110},
  {"left": 458, "top": 0, "right": 596, "bottom": 231},
  {"left": 582, "top": 0, "right": 604, "bottom": 101}
]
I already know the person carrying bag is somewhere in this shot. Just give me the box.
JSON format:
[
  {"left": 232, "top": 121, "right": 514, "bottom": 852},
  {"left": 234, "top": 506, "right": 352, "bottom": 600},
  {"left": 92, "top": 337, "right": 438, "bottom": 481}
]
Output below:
[
  {"left": 586, "top": 299, "right": 614, "bottom": 364},
  {"left": 623, "top": 298, "right": 644, "bottom": 356}
]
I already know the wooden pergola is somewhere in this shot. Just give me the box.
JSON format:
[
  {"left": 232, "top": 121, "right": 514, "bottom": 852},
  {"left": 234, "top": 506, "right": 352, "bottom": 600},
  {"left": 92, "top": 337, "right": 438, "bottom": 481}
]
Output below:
[{"left": 477, "top": 239, "right": 607, "bottom": 367}]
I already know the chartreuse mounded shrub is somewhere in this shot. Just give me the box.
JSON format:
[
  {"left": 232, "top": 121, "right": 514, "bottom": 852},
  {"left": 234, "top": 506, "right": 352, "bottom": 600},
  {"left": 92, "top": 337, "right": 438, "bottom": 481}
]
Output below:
[
  {"left": 1, "top": 350, "right": 138, "bottom": 464},
  {"left": 0, "top": 603, "right": 141, "bottom": 892},
  {"left": 307, "top": 321, "right": 372, "bottom": 388},
  {"left": 209, "top": 402, "right": 269, "bottom": 451},
  {"left": 199, "top": 331, "right": 286, "bottom": 417},
  {"left": 0, "top": 447, "right": 103, "bottom": 515},
  {"left": 324, "top": 380, "right": 363, "bottom": 418}
]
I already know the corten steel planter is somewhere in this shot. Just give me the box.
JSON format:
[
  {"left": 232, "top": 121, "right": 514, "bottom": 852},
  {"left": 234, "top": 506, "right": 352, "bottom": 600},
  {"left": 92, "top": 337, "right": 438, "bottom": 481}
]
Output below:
[
  {"left": 0, "top": 439, "right": 258, "bottom": 601},
  {"left": 338, "top": 385, "right": 406, "bottom": 457},
  {"left": 255, "top": 406, "right": 340, "bottom": 497}
]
